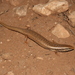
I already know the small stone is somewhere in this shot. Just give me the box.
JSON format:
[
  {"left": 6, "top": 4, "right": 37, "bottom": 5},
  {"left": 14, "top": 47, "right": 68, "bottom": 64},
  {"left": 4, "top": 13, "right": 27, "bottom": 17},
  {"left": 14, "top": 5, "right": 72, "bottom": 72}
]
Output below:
[
  {"left": 14, "top": 5, "right": 28, "bottom": 17},
  {"left": 33, "top": 4, "right": 51, "bottom": 16},
  {"left": 24, "top": 66, "right": 26, "bottom": 68},
  {"left": 45, "top": 0, "right": 69, "bottom": 13},
  {"left": 0, "top": 42, "right": 2, "bottom": 44},
  {"left": 1, "top": 53, "right": 12, "bottom": 60},
  {"left": 52, "top": 24, "right": 70, "bottom": 38},
  {"left": 2, "top": 66, "right": 5, "bottom": 68},
  {"left": 7, "top": 39, "right": 11, "bottom": 42},
  {"left": 6, "top": 71, "right": 14, "bottom": 75},
  {"left": 68, "top": 11, "right": 75, "bottom": 27},
  {"left": 33, "top": 0, "right": 69, "bottom": 16},
  {"left": 36, "top": 57, "right": 43, "bottom": 60},
  {"left": 9, "top": 0, "right": 24, "bottom": 6}
]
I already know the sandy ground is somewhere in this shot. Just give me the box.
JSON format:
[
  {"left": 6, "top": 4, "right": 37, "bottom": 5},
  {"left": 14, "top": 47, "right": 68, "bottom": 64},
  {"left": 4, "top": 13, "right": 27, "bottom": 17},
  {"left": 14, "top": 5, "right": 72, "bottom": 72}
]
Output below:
[{"left": 0, "top": 0, "right": 75, "bottom": 75}]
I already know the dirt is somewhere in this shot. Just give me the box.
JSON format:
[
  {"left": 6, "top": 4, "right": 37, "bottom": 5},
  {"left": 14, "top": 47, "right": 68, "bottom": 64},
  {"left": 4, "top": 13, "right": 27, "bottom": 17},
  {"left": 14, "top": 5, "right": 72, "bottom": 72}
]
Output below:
[{"left": 0, "top": 0, "right": 75, "bottom": 75}]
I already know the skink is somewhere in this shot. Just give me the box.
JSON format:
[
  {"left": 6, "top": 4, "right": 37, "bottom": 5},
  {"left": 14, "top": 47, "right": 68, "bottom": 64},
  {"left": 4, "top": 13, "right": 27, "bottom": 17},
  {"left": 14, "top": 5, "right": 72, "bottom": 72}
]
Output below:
[{"left": 0, "top": 22, "right": 74, "bottom": 52}]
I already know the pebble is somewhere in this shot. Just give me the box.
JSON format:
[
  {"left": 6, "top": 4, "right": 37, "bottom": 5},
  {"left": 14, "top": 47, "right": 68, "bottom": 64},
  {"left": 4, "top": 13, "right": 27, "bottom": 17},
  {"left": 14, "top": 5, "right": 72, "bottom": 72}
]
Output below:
[
  {"left": 52, "top": 24, "right": 70, "bottom": 38},
  {"left": 1, "top": 53, "right": 12, "bottom": 60},
  {"left": 7, "top": 39, "right": 11, "bottom": 42},
  {"left": 6, "top": 71, "right": 14, "bottom": 75},
  {"left": 68, "top": 11, "right": 75, "bottom": 27},
  {"left": 33, "top": 4, "right": 51, "bottom": 16},
  {"left": 45, "top": 0, "right": 69, "bottom": 13},
  {"left": 14, "top": 5, "right": 28, "bottom": 17},
  {"left": 8, "top": 0, "right": 24, "bottom": 6},
  {"left": 36, "top": 57, "right": 43, "bottom": 60},
  {"left": 2, "top": 66, "right": 5, "bottom": 68},
  {"left": 33, "top": 0, "right": 69, "bottom": 16},
  {"left": 0, "top": 42, "right": 2, "bottom": 44}
]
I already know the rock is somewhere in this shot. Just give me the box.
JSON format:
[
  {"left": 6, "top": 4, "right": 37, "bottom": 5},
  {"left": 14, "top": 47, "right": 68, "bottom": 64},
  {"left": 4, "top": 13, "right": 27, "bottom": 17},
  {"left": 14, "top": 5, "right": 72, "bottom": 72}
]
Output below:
[
  {"left": 68, "top": 11, "right": 75, "bottom": 27},
  {"left": 45, "top": 0, "right": 69, "bottom": 13},
  {"left": 14, "top": 5, "right": 28, "bottom": 17},
  {"left": 36, "top": 57, "right": 43, "bottom": 60},
  {"left": 6, "top": 71, "right": 14, "bottom": 75},
  {"left": 33, "top": 4, "right": 51, "bottom": 16},
  {"left": 1, "top": 53, "right": 12, "bottom": 60},
  {"left": 33, "top": 0, "right": 69, "bottom": 16},
  {"left": 52, "top": 24, "right": 70, "bottom": 38},
  {"left": 9, "top": 0, "right": 24, "bottom": 6}
]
